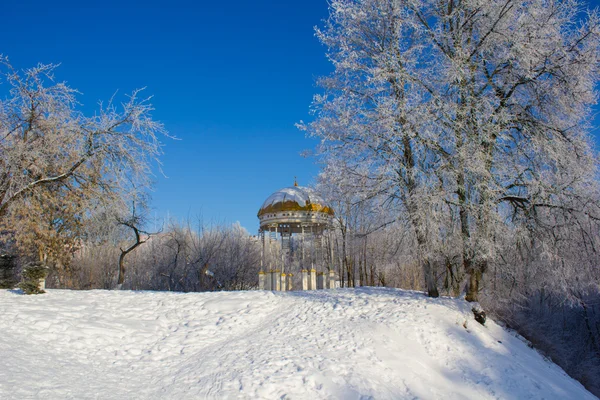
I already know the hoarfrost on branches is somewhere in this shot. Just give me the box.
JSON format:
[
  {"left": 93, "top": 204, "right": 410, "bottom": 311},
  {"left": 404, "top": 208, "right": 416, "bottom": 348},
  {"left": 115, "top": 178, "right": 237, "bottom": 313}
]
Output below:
[
  {"left": 0, "top": 57, "right": 169, "bottom": 282},
  {"left": 303, "top": 0, "right": 600, "bottom": 301},
  {"left": 0, "top": 57, "right": 168, "bottom": 219}
]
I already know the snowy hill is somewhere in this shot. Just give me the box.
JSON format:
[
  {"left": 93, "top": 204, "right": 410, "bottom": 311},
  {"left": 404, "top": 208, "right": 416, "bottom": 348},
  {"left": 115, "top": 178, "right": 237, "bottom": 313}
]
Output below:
[{"left": 0, "top": 288, "right": 595, "bottom": 399}]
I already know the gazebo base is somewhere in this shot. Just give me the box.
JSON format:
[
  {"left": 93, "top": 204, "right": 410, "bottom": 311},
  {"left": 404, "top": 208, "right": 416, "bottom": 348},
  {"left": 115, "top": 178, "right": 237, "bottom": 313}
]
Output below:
[{"left": 259, "top": 269, "right": 337, "bottom": 291}]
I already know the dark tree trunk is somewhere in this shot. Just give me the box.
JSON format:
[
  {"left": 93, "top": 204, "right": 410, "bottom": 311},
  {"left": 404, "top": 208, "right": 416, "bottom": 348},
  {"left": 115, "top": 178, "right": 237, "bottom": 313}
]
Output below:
[{"left": 465, "top": 268, "right": 482, "bottom": 302}]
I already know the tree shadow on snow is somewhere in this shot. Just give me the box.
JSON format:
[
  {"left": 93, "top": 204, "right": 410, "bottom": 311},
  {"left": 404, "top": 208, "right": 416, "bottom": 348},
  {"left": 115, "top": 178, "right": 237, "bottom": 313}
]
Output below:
[{"left": 5, "top": 288, "right": 24, "bottom": 295}]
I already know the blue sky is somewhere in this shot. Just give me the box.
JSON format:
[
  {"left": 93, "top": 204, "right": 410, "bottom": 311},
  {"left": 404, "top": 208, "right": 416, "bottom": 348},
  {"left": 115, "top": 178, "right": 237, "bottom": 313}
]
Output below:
[
  {"left": 2, "top": 0, "right": 600, "bottom": 233},
  {"left": 2, "top": 0, "right": 332, "bottom": 233}
]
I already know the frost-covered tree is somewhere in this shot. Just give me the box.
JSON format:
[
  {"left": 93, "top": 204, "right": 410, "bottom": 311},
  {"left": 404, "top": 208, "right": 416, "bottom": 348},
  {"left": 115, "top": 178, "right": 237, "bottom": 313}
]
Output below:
[
  {"left": 0, "top": 57, "right": 167, "bottom": 270},
  {"left": 3, "top": 181, "right": 89, "bottom": 286},
  {"left": 304, "top": 0, "right": 600, "bottom": 301},
  {"left": 317, "top": 165, "right": 408, "bottom": 288}
]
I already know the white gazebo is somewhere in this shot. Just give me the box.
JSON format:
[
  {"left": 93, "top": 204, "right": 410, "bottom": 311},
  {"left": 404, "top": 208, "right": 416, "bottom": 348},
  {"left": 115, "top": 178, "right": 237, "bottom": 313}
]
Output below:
[{"left": 257, "top": 181, "right": 336, "bottom": 291}]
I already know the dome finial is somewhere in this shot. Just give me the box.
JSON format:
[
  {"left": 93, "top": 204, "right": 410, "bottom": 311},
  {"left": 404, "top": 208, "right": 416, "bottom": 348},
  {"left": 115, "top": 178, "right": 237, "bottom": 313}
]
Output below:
[{"left": 294, "top": 176, "right": 298, "bottom": 187}]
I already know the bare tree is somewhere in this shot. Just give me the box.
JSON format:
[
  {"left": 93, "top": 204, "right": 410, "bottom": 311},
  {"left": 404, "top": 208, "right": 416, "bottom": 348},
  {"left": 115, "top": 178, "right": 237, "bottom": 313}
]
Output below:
[{"left": 115, "top": 201, "right": 160, "bottom": 288}]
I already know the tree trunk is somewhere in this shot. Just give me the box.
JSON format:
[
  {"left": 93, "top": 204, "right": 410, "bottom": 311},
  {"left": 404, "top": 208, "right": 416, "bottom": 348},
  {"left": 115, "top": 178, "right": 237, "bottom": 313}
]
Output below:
[
  {"left": 370, "top": 263, "right": 375, "bottom": 287},
  {"left": 465, "top": 268, "right": 482, "bottom": 302},
  {"left": 423, "top": 259, "right": 439, "bottom": 298},
  {"left": 401, "top": 133, "right": 439, "bottom": 298},
  {"left": 117, "top": 223, "right": 150, "bottom": 287},
  {"left": 117, "top": 251, "right": 127, "bottom": 286}
]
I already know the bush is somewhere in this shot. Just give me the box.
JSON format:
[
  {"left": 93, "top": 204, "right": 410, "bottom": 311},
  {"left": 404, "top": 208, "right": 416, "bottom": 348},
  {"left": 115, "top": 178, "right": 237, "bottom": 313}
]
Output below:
[
  {"left": 18, "top": 262, "right": 49, "bottom": 294},
  {"left": 0, "top": 254, "right": 17, "bottom": 289}
]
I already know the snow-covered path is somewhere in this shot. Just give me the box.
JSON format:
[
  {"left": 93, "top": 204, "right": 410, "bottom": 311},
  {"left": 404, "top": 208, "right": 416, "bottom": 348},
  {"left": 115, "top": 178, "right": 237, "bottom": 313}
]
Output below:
[{"left": 0, "top": 288, "right": 594, "bottom": 399}]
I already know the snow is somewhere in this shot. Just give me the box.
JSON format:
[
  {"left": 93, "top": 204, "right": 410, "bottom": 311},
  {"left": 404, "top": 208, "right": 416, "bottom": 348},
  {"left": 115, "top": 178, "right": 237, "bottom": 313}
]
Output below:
[
  {"left": 260, "top": 185, "right": 330, "bottom": 210},
  {"left": 0, "top": 287, "right": 594, "bottom": 399}
]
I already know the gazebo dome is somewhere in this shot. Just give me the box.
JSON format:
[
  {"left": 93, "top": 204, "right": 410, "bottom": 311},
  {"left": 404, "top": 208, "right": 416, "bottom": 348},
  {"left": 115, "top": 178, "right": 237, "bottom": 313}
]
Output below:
[{"left": 258, "top": 185, "right": 334, "bottom": 218}]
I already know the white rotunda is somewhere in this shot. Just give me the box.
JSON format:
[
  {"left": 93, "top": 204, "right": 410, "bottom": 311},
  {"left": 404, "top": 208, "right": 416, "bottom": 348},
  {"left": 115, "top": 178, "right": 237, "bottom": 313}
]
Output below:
[{"left": 257, "top": 181, "right": 336, "bottom": 291}]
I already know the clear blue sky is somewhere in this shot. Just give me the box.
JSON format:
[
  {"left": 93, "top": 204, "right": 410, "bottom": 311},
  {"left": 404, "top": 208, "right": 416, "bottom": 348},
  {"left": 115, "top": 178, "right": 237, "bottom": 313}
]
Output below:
[
  {"left": 1, "top": 0, "right": 332, "bottom": 233},
  {"left": 2, "top": 0, "right": 600, "bottom": 233}
]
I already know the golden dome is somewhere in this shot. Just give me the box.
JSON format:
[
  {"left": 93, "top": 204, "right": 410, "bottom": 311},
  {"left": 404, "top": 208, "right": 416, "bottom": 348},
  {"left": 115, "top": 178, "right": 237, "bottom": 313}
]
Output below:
[{"left": 257, "top": 186, "right": 334, "bottom": 217}]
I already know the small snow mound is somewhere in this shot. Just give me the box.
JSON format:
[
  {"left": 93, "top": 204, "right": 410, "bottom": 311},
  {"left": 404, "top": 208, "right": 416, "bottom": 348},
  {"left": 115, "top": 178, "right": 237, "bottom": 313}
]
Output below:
[{"left": 0, "top": 288, "right": 594, "bottom": 399}]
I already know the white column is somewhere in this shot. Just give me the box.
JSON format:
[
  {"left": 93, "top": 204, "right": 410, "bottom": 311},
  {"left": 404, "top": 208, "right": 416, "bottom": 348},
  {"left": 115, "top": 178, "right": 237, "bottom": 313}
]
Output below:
[
  {"left": 311, "top": 226, "right": 315, "bottom": 271},
  {"left": 301, "top": 269, "right": 308, "bottom": 290},
  {"left": 301, "top": 225, "right": 305, "bottom": 269},
  {"left": 320, "top": 232, "right": 325, "bottom": 273},
  {"left": 260, "top": 230, "right": 265, "bottom": 270},
  {"left": 274, "top": 224, "right": 278, "bottom": 271},
  {"left": 273, "top": 270, "right": 281, "bottom": 291},
  {"left": 310, "top": 268, "right": 317, "bottom": 290},
  {"left": 280, "top": 226, "right": 284, "bottom": 275},
  {"left": 328, "top": 269, "right": 336, "bottom": 289},
  {"left": 267, "top": 228, "right": 272, "bottom": 271},
  {"left": 287, "top": 273, "right": 293, "bottom": 291},
  {"left": 280, "top": 273, "right": 287, "bottom": 291}
]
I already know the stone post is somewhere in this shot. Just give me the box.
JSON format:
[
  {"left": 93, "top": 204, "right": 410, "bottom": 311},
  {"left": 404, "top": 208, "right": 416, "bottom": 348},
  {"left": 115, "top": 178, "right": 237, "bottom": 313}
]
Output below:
[
  {"left": 258, "top": 270, "right": 266, "bottom": 290},
  {"left": 310, "top": 268, "right": 317, "bottom": 290},
  {"left": 287, "top": 273, "right": 293, "bottom": 291},
  {"left": 328, "top": 269, "right": 336, "bottom": 289},
  {"left": 280, "top": 273, "right": 287, "bottom": 291},
  {"left": 301, "top": 269, "right": 308, "bottom": 290}
]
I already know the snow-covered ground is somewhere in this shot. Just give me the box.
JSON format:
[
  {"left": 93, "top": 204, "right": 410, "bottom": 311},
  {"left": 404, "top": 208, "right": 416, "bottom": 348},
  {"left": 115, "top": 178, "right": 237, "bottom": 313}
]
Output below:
[{"left": 0, "top": 288, "right": 594, "bottom": 399}]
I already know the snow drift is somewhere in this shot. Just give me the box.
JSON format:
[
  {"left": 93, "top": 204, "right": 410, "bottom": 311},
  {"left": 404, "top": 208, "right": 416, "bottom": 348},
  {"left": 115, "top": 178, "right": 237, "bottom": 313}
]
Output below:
[{"left": 0, "top": 288, "right": 594, "bottom": 399}]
